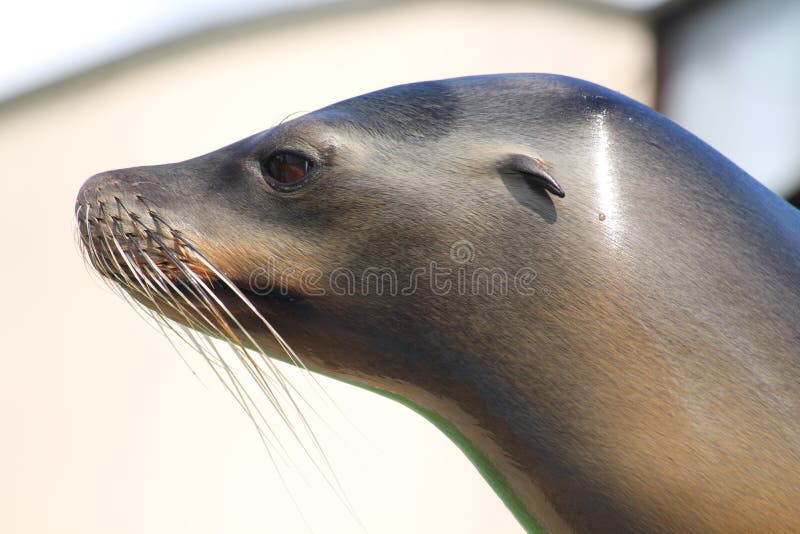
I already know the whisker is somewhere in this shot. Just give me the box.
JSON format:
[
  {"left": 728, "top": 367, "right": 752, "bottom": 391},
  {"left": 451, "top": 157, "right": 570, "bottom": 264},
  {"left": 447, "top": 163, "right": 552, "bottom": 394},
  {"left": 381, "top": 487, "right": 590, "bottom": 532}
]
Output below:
[
  {"left": 146, "top": 231, "right": 353, "bottom": 500},
  {"left": 78, "top": 202, "right": 362, "bottom": 529},
  {"left": 175, "top": 238, "right": 359, "bottom": 519},
  {"left": 178, "top": 239, "right": 356, "bottom": 431},
  {"left": 133, "top": 243, "right": 295, "bottom": 460},
  {"left": 130, "top": 224, "right": 316, "bottom": 466}
]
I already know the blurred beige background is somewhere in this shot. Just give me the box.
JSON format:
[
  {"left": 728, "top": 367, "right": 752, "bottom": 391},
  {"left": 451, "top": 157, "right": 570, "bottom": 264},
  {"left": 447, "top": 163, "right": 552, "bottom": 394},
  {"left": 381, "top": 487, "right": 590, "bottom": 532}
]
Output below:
[{"left": 0, "top": 0, "right": 724, "bottom": 532}]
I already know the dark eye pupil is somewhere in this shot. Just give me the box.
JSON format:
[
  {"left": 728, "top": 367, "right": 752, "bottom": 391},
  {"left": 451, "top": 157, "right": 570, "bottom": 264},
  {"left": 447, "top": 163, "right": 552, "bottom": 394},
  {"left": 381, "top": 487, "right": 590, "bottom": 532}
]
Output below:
[{"left": 266, "top": 153, "right": 310, "bottom": 186}]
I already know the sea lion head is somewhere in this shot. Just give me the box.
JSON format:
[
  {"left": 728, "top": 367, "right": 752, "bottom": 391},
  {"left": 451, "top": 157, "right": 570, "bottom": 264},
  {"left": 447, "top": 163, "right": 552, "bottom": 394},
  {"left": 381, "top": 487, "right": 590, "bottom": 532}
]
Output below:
[{"left": 76, "top": 75, "right": 568, "bottom": 387}]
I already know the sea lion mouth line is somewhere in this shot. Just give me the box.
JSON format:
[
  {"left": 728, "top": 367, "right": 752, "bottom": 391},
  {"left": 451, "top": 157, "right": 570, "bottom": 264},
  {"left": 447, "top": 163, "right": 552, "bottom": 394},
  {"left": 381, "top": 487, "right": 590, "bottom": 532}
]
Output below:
[{"left": 75, "top": 200, "right": 357, "bottom": 517}]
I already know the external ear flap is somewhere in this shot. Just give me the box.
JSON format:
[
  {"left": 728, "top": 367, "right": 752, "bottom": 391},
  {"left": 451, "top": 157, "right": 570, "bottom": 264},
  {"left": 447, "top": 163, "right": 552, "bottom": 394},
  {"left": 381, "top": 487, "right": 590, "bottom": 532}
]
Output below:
[{"left": 498, "top": 154, "right": 565, "bottom": 198}]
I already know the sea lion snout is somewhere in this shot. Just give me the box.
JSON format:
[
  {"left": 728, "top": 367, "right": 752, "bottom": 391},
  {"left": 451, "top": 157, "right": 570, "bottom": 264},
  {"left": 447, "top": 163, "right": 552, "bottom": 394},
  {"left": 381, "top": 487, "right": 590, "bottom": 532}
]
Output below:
[
  {"left": 76, "top": 162, "right": 188, "bottom": 214},
  {"left": 76, "top": 164, "right": 219, "bottom": 290}
]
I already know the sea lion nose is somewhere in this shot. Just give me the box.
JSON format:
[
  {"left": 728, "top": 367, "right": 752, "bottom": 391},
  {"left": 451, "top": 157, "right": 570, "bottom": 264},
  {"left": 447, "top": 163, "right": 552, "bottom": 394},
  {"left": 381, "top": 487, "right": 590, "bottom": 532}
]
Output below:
[
  {"left": 75, "top": 167, "right": 166, "bottom": 249},
  {"left": 77, "top": 169, "right": 126, "bottom": 207},
  {"left": 76, "top": 165, "right": 170, "bottom": 215}
]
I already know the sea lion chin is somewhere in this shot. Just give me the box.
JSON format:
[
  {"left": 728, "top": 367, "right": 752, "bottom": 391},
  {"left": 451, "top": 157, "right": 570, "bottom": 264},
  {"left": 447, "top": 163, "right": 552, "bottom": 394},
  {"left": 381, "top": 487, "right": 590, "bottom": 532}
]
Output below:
[{"left": 76, "top": 73, "right": 800, "bottom": 533}]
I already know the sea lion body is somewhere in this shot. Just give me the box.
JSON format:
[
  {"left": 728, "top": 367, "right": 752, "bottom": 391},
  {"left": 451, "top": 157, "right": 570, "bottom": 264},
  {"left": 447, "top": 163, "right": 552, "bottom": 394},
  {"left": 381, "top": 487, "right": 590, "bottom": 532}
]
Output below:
[{"left": 77, "top": 74, "right": 800, "bottom": 532}]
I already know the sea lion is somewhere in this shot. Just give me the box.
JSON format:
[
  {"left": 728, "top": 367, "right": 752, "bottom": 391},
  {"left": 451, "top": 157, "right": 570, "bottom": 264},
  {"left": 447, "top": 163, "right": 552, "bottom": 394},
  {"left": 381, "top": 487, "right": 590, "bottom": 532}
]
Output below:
[{"left": 75, "top": 74, "right": 800, "bottom": 532}]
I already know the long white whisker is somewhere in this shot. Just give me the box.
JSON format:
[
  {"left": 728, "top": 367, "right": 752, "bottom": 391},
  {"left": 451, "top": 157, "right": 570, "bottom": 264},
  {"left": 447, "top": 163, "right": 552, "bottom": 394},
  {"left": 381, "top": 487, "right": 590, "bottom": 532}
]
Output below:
[
  {"left": 133, "top": 232, "right": 313, "bottom": 467},
  {"left": 178, "top": 239, "right": 351, "bottom": 424},
  {"left": 175, "top": 239, "right": 360, "bottom": 521},
  {"left": 79, "top": 203, "right": 364, "bottom": 530},
  {"left": 146, "top": 232, "right": 357, "bottom": 513}
]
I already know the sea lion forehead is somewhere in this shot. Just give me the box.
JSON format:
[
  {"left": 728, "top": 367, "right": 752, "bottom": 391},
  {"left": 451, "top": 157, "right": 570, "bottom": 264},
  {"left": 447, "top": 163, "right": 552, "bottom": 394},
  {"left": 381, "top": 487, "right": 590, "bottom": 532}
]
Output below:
[
  {"left": 309, "top": 79, "right": 463, "bottom": 142},
  {"left": 301, "top": 74, "right": 636, "bottom": 144}
]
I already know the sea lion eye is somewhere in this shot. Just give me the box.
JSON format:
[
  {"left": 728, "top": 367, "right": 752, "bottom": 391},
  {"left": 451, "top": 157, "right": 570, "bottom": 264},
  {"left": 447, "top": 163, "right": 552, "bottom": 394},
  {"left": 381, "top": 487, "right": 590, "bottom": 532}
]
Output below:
[{"left": 262, "top": 152, "right": 313, "bottom": 190}]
